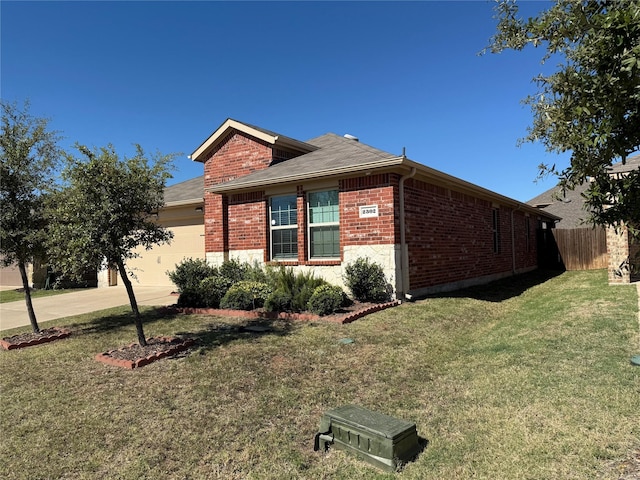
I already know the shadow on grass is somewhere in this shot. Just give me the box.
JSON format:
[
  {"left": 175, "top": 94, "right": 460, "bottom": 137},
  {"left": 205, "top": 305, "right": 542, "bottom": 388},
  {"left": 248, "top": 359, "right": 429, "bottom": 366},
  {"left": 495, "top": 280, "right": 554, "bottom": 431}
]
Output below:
[
  {"left": 428, "top": 268, "right": 564, "bottom": 303},
  {"left": 71, "top": 306, "right": 183, "bottom": 337},
  {"left": 175, "top": 317, "right": 295, "bottom": 355}
]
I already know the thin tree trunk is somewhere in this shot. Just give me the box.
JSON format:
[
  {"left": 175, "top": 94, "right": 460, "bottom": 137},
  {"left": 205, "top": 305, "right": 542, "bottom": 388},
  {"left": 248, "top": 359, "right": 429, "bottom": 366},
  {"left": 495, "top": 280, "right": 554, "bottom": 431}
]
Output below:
[
  {"left": 115, "top": 257, "right": 147, "bottom": 346},
  {"left": 18, "top": 261, "right": 40, "bottom": 333}
]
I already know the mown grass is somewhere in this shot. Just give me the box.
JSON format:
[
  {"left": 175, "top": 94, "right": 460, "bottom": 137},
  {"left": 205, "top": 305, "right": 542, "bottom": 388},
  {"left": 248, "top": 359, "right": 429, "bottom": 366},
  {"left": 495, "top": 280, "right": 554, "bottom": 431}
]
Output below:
[
  {"left": 0, "top": 288, "right": 87, "bottom": 304},
  {"left": 0, "top": 270, "right": 638, "bottom": 479}
]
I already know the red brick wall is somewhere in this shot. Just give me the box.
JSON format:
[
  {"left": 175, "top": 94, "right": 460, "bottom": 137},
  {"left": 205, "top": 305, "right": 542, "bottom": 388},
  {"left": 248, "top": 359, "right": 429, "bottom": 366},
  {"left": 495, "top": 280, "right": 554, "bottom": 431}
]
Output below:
[
  {"left": 228, "top": 191, "right": 266, "bottom": 251},
  {"left": 204, "top": 131, "right": 280, "bottom": 254},
  {"left": 339, "top": 173, "right": 400, "bottom": 246},
  {"left": 203, "top": 131, "right": 276, "bottom": 189},
  {"left": 204, "top": 194, "right": 227, "bottom": 253},
  {"left": 404, "top": 178, "right": 538, "bottom": 291}
]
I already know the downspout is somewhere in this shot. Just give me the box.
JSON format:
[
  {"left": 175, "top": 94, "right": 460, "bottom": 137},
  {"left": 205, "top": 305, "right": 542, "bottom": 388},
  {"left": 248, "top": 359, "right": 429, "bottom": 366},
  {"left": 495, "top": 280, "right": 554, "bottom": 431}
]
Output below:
[{"left": 399, "top": 162, "right": 416, "bottom": 301}]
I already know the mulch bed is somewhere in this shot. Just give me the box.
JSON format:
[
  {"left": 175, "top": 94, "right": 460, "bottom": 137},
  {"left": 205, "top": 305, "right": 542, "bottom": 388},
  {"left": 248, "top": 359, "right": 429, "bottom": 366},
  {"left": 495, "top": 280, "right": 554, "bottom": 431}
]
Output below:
[
  {"left": 95, "top": 336, "right": 195, "bottom": 370},
  {"left": 0, "top": 327, "right": 71, "bottom": 350}
]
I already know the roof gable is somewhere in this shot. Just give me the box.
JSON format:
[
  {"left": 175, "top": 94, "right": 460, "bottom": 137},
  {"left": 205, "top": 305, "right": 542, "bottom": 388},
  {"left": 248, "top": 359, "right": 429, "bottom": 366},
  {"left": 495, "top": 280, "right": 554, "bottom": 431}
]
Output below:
[{"left": 190, "top": 118, "right": 317, "bottom": 163}]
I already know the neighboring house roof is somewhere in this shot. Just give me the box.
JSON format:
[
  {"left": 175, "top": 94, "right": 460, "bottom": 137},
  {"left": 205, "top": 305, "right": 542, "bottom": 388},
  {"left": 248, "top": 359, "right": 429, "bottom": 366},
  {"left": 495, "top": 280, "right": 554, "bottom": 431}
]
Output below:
[
  {"left": 608, "top": 152, "right": 640, "bottom": 175},
  {"left": 164, "top": 175, "right": 204, "bottom": 207},
  {"left": 527, "top": 182, "right": 591, "bottom": 229},
  {"left": 528, "top": 153, "right": 640, "bottom": 228}
]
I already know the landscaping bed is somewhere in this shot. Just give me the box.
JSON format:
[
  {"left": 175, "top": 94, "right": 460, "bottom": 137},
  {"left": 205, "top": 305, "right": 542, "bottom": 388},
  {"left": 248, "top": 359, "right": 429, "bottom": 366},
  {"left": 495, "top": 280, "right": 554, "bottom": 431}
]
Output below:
[
  {"left": 95, "top": 336, "right": 195, "bottom": 369},
  {"left": 0, "top": 327, "right": 71, "bottom": 350},
  {"left": 171, "top": 299, "right": 400, "bottom": 324}
]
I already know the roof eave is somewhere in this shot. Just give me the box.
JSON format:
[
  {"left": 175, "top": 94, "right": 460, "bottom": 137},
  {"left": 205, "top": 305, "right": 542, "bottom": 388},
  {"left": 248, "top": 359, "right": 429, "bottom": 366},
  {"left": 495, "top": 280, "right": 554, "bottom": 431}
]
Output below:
[
  {"left": 206, "top": 156, "right": 405, "bottom": 193},
  {"left": 205, "top": 155, "right": 560, "bottom": 222},
  {"left": 164, "top": 198, "right": 204, "bottom": 208}
]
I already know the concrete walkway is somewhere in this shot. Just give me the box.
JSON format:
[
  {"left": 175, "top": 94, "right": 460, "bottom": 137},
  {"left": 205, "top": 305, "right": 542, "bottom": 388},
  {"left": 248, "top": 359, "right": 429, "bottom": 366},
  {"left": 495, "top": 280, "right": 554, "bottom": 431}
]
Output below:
[{"left": 0, "top": 286, "right": 177, "bottom": 331}]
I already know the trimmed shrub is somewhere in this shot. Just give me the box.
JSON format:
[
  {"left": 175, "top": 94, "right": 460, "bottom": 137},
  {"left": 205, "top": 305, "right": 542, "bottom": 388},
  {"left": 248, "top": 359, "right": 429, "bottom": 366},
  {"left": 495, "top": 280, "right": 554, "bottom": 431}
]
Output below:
[
  {"left": 176, "top": 287, "right": 206, "bottom": 308},
  {"left": 168, "top": 258, "right": 217, "bottom": 293},
  {"left": 343, "top": 257, "right": 392, "bottom": 303},
  {"left": 199, "top": 275, "right": 228, "bottom": 308},
  {"left": 218, "top": 259, "right": 249, "bottom": 287},
  {"left": 220, "top": 280, "right": 272, "bottom": 310},
  {"left": 264, "top": 290, "right": 293, "bottom": 313},
  {"left": 307, "top": 284, "right": 345, "bottom": 316}
]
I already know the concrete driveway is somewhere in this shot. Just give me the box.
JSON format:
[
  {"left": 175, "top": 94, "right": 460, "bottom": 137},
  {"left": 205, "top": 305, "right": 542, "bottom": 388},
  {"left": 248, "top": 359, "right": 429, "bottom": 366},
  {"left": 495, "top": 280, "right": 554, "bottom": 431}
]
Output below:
[{"left": 0, "top": 286, "right": 177, "bottom": 331}]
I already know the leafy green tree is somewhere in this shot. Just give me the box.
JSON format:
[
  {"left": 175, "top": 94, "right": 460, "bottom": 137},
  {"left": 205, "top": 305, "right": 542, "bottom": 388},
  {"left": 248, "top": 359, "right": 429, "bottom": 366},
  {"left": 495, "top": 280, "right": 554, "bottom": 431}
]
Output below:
[
  {"left": 47, "top": 144, "right": 175, "bottom": 345},
  {"left": 489, "top": 0, "right": 640, "bottom": 230},
  {"left": 0, "top": 100, "right": 61, "bottom": 333}
]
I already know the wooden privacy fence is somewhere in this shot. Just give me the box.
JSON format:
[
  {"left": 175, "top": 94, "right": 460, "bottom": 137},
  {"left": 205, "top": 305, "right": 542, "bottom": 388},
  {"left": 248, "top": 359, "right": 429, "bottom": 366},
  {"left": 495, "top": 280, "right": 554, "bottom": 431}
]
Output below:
[{"left": 552, "top": 227, "right": 608, "bottom": 271}]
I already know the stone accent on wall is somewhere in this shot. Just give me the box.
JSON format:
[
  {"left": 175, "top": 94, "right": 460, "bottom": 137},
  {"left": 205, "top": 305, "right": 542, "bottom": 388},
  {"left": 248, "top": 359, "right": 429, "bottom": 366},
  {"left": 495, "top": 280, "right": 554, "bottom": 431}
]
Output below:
[
  {"left": 228, "top": 249, "right": 265, "bottom": 266},
  {"left": 206, "top": 251, "right": 227, "bottom": 266},
  {"left": 607, "top": 225, "right": 631, "bottom": 284},
  {"left": 343, "top": 244, "right": 401, "bottom": 294}
]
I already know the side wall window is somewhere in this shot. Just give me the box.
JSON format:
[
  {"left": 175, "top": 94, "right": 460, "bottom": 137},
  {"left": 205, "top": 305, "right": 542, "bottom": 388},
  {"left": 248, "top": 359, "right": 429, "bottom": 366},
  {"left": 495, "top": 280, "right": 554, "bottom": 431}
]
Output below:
[
  {"left": 308, "top": 190, "right": 339, "bottom": 259},
  {"left": 270, "top": 194, "right": 298, "bottom": 260}
]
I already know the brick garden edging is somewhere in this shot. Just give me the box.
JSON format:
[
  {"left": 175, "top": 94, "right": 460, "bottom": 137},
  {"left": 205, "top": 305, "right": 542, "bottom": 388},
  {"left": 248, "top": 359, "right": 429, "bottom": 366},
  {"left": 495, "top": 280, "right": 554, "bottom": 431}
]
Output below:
[
  {"left": 0, "top": 327, "right": 71, "bottom": 350},
  {"left": 167, "top": 300, "right": 400, "bottom": 324},
  {"left": 95, "top": 337, "right": 196, "bottom": 369}
]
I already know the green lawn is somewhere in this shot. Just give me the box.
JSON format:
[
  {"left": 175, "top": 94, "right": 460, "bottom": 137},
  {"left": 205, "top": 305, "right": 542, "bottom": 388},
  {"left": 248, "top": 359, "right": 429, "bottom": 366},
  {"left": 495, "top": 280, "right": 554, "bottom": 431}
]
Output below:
[
  {"left": 0, "top": 287, "right": 87, "bottom": 304},
  {"left": 1, "top": 270, "right": 638, "bottom": 479}
]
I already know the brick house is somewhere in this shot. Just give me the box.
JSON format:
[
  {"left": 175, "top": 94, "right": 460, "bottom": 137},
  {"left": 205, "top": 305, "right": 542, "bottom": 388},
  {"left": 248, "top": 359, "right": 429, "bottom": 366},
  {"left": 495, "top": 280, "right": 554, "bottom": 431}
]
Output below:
[{"left": 186, "top": 119, "right": 559, "bottom": 299}]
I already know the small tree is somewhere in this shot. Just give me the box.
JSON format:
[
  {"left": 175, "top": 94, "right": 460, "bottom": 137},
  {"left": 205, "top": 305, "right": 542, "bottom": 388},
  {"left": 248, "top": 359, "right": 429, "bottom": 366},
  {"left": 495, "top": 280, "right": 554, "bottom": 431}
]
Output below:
[
  {"left": 47, "top": 144, "right": 175, "bottom": 346},
  {"left": 488, "top": 0, "right": 640, "bottom": 231},
  {"left": 0, "top": 100, "right": 61, "bottom": 333}
]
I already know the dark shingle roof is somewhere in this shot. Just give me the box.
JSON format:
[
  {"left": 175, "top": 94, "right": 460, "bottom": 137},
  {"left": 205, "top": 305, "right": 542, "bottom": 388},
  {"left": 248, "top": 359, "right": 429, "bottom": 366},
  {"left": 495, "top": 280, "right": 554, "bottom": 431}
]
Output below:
[
  {"left": 164, "top": 176, "right": 204, "bottom": 204},
  {"left": 528, "top": 154, "right": 640, "bottom": 228},
  {"left": 608, "top": 153, "right": 640, "bottom": 175},
  {"left": 207, "top": 133, "right": 402, "bottom": 193},
  {"left": 527, "top": 183, "right": 591, "bottom": 228}
]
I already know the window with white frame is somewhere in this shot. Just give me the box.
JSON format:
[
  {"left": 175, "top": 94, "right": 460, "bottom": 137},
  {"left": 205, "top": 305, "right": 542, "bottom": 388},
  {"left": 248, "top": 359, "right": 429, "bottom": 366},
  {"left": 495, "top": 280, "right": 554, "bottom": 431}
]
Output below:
[
  {"left": 308, "top": 190, "right": 339, "bottom": 259},
  {"left": 270, "top": 194, "right": 298, "bottom": 260}
]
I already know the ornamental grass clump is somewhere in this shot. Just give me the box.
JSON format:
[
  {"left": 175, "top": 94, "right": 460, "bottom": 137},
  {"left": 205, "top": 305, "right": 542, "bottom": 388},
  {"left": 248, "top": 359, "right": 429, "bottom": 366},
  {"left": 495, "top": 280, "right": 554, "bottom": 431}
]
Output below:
[{"left": 264, "top": 266, "right": 328, "bottom": 313}]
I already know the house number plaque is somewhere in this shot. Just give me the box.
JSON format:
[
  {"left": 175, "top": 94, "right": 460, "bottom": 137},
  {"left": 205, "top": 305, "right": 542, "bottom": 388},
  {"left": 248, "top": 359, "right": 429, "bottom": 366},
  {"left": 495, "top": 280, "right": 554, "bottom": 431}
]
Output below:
[{"left": 359, "top": 205, "right": 379, "bottom": 218}]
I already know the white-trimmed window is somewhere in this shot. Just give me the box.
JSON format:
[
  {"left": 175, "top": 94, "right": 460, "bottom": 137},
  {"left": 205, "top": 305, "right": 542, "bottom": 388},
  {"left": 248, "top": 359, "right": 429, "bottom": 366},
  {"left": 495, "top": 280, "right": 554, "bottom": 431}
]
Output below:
[
  {"left": 270, "top": 194, "right": 298, "bottom": 260},
  {"left": 308, "top": 190, "right": 339, "bottom": 259}
]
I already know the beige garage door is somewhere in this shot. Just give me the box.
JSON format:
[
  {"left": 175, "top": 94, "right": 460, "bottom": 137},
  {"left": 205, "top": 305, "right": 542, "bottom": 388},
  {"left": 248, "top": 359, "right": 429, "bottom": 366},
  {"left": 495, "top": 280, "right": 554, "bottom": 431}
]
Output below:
[
  {"left": 125, "top": 207, "right": 205, "bottom": 287},
  {"left": 0, "top": 263, "right": 22, "bottom": 288}
]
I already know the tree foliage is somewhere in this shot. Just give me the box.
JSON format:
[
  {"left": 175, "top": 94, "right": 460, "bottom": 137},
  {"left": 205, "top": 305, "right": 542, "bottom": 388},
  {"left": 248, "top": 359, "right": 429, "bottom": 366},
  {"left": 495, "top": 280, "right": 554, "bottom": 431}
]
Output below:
[
  {"left": 489, "top": 0, "right": 640, "bottom": 229},
  {"left": 0, "top": 100, "right": 61, "bottom": 332},
  {"left": 47, "top": 144, "right": 175, "bottom": 345}
]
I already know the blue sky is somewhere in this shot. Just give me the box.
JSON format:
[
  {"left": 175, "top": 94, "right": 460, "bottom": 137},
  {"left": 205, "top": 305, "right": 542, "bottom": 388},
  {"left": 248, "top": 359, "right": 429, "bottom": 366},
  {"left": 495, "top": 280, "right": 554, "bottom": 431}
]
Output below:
[{"left": 1, "top": 0, "right": 567, "bottom": 202}]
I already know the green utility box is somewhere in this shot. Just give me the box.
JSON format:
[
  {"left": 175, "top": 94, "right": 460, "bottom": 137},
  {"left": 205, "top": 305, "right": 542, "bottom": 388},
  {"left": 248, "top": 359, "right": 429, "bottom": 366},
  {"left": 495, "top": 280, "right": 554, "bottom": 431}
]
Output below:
[{"left": 314, "top": 405, "right": 421, "bottom": 472}]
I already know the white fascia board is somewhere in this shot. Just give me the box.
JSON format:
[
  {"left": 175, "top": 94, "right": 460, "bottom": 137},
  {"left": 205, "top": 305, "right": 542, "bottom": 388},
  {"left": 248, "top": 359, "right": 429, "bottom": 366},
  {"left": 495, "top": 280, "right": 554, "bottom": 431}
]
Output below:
[{"left": 191, "top": 119, "right": 278, "bottom": 162}]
